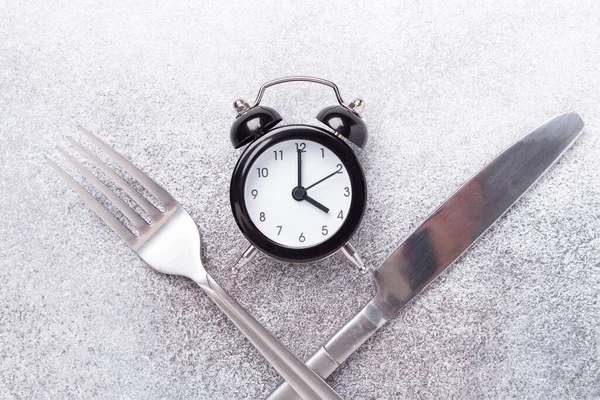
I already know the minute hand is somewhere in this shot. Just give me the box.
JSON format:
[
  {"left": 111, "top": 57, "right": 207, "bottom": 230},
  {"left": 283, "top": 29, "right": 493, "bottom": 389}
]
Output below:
[
  {"left": 267, "top": 112, "right": 585, "bottom": 399},
  {"left": 297, "top": 149, "right": 303, "bottom": 187},
  {"left": 305, "top": 169, "right": 342, "bottom": 190}
]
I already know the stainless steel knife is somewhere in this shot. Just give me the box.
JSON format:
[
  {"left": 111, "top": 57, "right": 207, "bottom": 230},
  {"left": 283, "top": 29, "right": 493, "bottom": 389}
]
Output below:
[{"left": 267, "top": 112, "right": 585, "bottom": 399}]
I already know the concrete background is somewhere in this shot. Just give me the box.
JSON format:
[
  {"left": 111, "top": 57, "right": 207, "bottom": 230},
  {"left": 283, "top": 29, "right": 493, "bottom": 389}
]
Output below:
[{"left": 1, "top": 1, "right": 599, "bottom": 398}]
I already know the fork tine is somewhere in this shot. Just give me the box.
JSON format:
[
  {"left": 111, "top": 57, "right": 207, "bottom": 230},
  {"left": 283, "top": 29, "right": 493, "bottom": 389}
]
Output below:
[
  {"left": 67, "top": 137, "right": 162, "bottom": 219},
  {"left": 78, "top": 127, "right": 176, "bottom": 208},
  {"left": 47, "top": 158, "right": 137, "bottom": 246},
  {"left": 56, "top": 146, "right": 148, "bottom": 232}
]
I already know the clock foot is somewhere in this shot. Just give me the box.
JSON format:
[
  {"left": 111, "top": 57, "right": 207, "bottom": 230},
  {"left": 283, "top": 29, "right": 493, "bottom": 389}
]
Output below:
[
  {"left": 232, "top": 244, "right": 259, "bottom": 274},
  {"left": 340, "top": 243, "right": 367, "bottom": 274}
]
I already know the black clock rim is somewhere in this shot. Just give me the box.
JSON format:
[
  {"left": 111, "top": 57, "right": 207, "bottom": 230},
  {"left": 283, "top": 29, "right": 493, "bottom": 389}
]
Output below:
[{"left": 230, "top": 124, "right": 367, "bottom": 263}]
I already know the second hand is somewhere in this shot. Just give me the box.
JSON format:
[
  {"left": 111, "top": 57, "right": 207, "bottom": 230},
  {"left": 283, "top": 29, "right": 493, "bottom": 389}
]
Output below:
[{"left": 305, "top": 168, "right": 342, "bottom": 191}]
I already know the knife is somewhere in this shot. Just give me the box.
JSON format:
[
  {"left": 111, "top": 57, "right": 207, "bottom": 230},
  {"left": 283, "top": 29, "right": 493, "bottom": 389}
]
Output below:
[{"left": 267, "top": 112, "right": 585, "bottom": 399}]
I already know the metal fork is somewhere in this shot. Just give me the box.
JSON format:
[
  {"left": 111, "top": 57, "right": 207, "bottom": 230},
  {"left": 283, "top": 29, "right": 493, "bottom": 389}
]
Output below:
[{"left": 47, "top": 127, "right": 342, "bottom": 400}]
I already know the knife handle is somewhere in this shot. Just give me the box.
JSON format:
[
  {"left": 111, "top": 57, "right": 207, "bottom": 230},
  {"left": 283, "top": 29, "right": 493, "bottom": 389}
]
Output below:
[{"left": 267, "top": 297, "right": 391, "bottom": 400}]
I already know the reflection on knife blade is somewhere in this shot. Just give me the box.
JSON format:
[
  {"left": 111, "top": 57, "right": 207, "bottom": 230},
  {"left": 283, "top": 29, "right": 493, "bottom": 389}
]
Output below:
[{"left": 268, "top": 112, "right": 585, "bottom": 399}]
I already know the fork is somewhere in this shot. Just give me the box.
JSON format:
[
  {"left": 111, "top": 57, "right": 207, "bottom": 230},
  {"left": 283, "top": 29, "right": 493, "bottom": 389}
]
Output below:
[{"left": 47, "top": 127, "right": 342, "bottom": 400}]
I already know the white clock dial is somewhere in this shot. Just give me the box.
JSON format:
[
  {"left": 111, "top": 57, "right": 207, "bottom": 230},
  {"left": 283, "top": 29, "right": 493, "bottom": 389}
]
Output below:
[{"left": 244, "top": 139, "right": 352, "bottom": 249}]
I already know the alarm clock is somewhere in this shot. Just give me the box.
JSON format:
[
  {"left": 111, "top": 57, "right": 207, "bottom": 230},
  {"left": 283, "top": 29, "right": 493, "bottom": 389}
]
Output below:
[{"left": 229, "top": 77, "right": 368, "bottom": 272}]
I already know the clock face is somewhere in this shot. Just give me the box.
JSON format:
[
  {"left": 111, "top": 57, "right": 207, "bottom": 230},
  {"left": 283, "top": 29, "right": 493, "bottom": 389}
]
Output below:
[
  {"left": 244, "top": 139, "right": 352, "bottom": 248},
  {"left": 230, "top": 124, "right": 366, "bottom": 262}
]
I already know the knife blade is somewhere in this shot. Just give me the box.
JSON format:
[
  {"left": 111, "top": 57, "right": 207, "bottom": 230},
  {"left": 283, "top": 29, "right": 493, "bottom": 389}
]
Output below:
[{"left": 268, "top": 112, "right": 585, "bottom": 399}]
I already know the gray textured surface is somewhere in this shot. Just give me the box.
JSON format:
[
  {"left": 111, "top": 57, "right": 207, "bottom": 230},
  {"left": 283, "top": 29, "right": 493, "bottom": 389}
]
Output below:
[{"left": 1, "top": 1, "right": 599, "bottom": 398}]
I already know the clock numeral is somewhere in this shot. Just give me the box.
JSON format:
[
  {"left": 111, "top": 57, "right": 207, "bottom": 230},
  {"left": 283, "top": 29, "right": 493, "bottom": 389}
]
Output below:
[
  {"left": 273, "top": 150, "right": 283, "bottom": 160},
  {"left": 251, "top": 189, "right": 258, "bottom": 199},
  {"left": 259, "top": 212, "right": 266, "bottom": 222},
  {"left": 276, "top": 225, "right": 282, "bottom": 235},
  {"left": 337, "top": 210, "right": 344, "bottom": 220},
  {"left": 344, "top": 187, "right": 350, "bottom": 197},
  {"left": 299, "top": 233, "right": 306, "bottom": 243},
  {"left": 321, "top": 225, "right": 328, "bottom": 236},
  {"left": 295, "top": 142, "right": 306, "bottom": 152},
  {"left": 257, "top": 167, "right": 269, "bottom": 178},
  {"left": 336, "top": 164, "right": 343, "bottom": 173},
  {"left": 320, "top": 148, "right": 325, "bottom": 158}
]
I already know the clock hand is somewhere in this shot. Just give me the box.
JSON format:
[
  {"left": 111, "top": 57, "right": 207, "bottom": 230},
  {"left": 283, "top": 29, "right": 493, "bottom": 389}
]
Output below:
[
  {"left": 297, "top": 149, "right": 302, "bottom": 187},
  {"left": 305, "top": 168, "right": 342, "bottom": 191},
  {"left": 303, "top": 194, "right": 329, "bottom": 213},
  {"left": 291, "top": 187, "right": 329, "bottom": 213}
]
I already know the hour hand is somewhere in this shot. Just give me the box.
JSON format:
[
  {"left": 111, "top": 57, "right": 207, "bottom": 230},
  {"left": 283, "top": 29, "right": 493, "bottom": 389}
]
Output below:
[
  {"left": 304, "top": 194, "right": 329, "bottom": 213},
  {"left": 291, "top": 186, "right": 329, "bottom": 213}
]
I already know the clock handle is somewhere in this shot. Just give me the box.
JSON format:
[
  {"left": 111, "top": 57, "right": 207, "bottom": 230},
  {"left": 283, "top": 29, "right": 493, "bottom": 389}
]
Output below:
[{"left": 252, "top": 76, "right": 349, "bottom": 110}]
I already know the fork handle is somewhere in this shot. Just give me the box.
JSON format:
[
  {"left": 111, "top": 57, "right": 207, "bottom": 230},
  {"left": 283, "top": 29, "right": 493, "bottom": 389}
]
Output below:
[{"left": 195, "top": 274, "right": 343, "bottom": 400}]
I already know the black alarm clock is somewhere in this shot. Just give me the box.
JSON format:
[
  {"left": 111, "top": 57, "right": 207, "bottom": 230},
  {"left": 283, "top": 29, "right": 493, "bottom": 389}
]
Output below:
[{"left": 229, "top": 77, "right": 368, "bottom": 272}]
